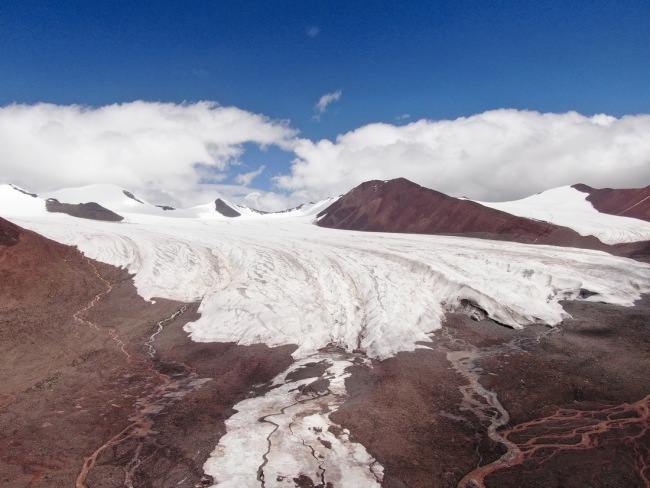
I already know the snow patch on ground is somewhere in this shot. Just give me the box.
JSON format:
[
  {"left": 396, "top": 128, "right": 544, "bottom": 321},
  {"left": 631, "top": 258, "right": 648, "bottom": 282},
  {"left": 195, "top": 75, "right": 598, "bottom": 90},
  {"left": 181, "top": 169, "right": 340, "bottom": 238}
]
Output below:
[
  {"left": 203, "top": 352, "right": 383, "bottom": 488},
  {"left": 477, "top": 186, "right": 650, "bottom": 245}
]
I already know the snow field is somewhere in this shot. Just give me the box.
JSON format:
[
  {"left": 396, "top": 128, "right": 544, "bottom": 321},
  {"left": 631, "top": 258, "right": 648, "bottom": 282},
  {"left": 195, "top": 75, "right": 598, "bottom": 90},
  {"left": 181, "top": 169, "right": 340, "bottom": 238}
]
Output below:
[
  {"left": 477, "top": 186, "right": 650, "bottom": 245},
  {"left": 5, "top": 208, "right": 650, "bottom": 360}
]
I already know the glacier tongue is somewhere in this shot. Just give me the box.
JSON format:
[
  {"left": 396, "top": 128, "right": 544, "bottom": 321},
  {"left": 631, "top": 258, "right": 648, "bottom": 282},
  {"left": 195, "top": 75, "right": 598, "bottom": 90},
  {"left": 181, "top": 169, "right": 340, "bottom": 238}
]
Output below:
[
  {"left": 203, "top": 352, "right": 383, "bottom": 487},
  {"left": 6, "top": 213, "right": 650, "bottom": 360}
]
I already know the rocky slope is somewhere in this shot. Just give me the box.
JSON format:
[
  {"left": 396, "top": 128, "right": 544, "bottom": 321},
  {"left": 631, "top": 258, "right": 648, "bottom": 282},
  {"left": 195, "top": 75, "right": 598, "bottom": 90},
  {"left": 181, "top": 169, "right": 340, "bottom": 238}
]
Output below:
[
  {"left": 0, "top": 217, "right": 293, "bottom": 487},
  {"left": 317, "top": 178, "right": 606, "bottom": 249},
  {"left": 573, "top": 183, "right": 650, "bottom": 222},
  {"left": 45, "top": 198, "right": 124, "bottom": 221}
]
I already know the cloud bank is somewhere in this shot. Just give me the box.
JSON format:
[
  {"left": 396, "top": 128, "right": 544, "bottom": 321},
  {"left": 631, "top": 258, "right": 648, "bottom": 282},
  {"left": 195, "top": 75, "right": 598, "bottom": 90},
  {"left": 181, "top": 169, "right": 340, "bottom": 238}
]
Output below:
[
  {"left": 1, "top": 103, "right": 649, "bottom": 211},
  {"left": 0, "top": 101, "right": 297, "bottom": 208},
  {"left": 277, "top": 110, "right": 650, "bottom": 202}
]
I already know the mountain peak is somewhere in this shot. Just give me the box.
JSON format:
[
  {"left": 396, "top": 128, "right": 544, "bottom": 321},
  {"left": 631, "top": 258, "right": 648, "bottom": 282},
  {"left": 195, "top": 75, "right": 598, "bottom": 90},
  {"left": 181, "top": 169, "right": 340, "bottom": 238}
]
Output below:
[{"left": 317, "top": 179, "right": 607, "bottom": 249}]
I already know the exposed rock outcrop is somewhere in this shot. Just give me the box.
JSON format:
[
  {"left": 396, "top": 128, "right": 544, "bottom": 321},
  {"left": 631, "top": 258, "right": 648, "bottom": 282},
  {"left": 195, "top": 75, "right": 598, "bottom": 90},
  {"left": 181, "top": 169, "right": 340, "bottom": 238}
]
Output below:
[
  {"left": 45, "top": 198, "right": 124, "bottom": 221},
  {"left": 0, "top": 217, "right": 20, "bottom": 247},
  {"left": 214, "top": 198, "right": 241, "bottom": 217}
]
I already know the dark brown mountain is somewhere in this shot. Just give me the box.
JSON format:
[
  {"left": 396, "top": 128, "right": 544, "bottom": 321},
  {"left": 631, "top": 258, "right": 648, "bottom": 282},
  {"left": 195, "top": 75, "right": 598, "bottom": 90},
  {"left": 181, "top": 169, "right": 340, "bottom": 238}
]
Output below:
[
  {"left": 573, "top": 184, "right": 650, "bottom": 222},
  {"left": 45, "top": 198, "right": 124, "bottom": 221},
  {"left": 215, "top": 198, "right": 241, "bottom": 217},
  {"left": 317, "top": 178, "right": 614, "bottom": 250}
]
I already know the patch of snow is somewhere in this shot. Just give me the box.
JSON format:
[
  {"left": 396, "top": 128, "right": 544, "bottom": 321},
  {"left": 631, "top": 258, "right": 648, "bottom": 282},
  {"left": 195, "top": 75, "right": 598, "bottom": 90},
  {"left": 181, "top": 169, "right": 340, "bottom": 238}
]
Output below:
[
  {"left": 477, "top": 186, "right": 650, "bottom": 245},
  {"left": 204, "top": 353, "right": 383, "bottom": 487}
]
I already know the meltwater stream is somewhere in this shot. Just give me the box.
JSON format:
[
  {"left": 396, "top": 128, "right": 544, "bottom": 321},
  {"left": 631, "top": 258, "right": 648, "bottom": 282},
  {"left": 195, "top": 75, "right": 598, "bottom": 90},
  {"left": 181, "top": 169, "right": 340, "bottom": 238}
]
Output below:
[
  {"left": 73, "top": 268, "right": 209, "bottom": 488},
  {"left": 435, "top": 325, "right": 560, "bottom": 488},
  {"left": 203, "top": 350, "right": 384, "bottom": 488}
]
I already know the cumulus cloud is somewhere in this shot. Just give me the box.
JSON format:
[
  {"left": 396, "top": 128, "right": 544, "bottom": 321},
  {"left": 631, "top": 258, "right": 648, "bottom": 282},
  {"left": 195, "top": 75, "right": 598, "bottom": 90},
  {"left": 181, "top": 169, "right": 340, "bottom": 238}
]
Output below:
[
  {"left": 314, "top": 90, "right": 341, "bottom": 119},
  {"left": 3, "top": 103, "right": 649, "bottom": 212},
  {"left": 275, "top": 109, "right": 650, "bottom": 202},
  {"left": 235, "top": 165, "right": 265, "bottom": 186},
  {"left": 0, "top": 101, "right": 297, "bottom": 207},
  {"left": 306, "top": 26, "right": 320, "bottom": 38}
]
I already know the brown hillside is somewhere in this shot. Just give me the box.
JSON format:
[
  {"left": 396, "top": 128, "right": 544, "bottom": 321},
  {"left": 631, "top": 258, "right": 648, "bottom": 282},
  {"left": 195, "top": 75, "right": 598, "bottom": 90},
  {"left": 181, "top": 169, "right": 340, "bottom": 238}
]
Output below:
[
  {"left": 573, "top": 183, "right": 650, "bottom": 222},
  {"left": 317, "top": 178, "right": 607, "bottom": 249},
  {"left": 0, "top": 218, "right": 293, "bottom": 486}
]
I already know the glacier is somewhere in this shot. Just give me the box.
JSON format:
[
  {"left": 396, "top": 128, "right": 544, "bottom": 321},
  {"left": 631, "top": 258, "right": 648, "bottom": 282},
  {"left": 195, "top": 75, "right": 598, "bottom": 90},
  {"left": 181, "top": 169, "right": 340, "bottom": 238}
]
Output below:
[{"left": 2, "top": 183, "right": 649, "bottom": 360}]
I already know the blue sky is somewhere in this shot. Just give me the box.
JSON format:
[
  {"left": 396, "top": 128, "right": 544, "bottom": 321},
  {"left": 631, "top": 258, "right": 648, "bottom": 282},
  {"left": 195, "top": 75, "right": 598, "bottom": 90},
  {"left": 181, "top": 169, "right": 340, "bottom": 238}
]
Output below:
[{"left": 1, "top": 1, "right": 649, "bottom": 209}]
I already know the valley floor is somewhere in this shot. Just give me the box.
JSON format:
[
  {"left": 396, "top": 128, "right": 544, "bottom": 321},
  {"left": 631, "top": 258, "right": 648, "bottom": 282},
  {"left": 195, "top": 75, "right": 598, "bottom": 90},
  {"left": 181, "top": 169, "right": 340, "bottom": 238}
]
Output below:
[
  {"left": 1, "top": 213, "right": 649, "bottom": 487},
  {"left": 1, "top": 255, "right": 648, "bottom": 487}
]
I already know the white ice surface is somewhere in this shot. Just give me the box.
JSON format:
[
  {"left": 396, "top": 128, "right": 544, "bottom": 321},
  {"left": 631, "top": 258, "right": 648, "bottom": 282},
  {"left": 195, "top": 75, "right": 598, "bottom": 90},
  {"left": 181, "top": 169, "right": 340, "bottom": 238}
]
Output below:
[
  {"left": 3, "top": 190, "right": 649, "bottom": 360},
  {"left": 477, "top": 186, "right": 650, "bottom": 245},
  {"left": 0, "top": 184, "right": 47, "bottom": 217},
  {"left": 203, "top": 353, "right": 383, "bottom": 487}
]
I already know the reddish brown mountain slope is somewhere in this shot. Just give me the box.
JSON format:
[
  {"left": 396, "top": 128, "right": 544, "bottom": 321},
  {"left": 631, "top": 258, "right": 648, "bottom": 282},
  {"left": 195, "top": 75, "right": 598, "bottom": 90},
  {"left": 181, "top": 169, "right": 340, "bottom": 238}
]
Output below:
[
  {"left": 573, "top": 183, "right": 650, "bottom": 222},
  {"left": 317, "top": 178, "right": 606, "bottom": 248},
  {"left": 0, "top": 218, "right": 293, "bottom": 486},
  {"left": 0, "top": 217, "right": 20, "bottom": 246}
]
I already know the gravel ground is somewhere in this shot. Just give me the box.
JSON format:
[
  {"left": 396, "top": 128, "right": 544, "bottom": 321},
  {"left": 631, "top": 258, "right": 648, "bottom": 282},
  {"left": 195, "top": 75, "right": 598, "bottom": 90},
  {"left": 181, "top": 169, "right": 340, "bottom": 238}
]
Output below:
[{"left": 1, "top": 220, "right": 648, "bottom": 487}]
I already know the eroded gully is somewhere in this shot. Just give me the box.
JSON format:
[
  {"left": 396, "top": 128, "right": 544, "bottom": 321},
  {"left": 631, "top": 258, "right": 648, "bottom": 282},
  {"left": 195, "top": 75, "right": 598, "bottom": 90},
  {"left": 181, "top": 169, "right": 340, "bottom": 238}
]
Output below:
[
  {"left": 73, "top": 260, "right": 209, "bottom": 488},
  {"left": 438, "top": 324, "right": 649, "bottom": 488}
]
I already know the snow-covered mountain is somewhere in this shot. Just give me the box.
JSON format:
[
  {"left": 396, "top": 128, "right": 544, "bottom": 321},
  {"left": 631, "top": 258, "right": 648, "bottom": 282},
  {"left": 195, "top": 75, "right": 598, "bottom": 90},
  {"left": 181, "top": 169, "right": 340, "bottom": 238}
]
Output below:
[
  {"left": 43, "top": 183, "right": 266, "bottom": 220},
  {"left": 44, "top": 184, "right": 160, "bottom": 215},
  {"left": 476, "top": 185, "right": 650, "bottom": 245},
  {"left": 10, "top": 179, "right": 650, "bottom": 247},
  {"left": 0, "top": 182, "right": 338, "bottom": 222}
]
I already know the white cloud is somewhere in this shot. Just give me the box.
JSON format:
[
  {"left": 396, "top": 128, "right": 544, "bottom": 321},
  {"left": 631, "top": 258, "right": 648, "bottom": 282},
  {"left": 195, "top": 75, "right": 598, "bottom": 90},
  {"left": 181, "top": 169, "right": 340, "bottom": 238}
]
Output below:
[
  {"left": 235, "top": 165, "right": 265, "bottom": 186},
  {"left": 396, "top": 113, "right": 410, "bottom": 120},
  {"left": 0, "top": 101, "right": 297, "bottom": 208},
  {"left": 276, "top": 109, "right": 650, "bottom": 202},
  {"left": 306, "top": 26, "right": 320, "bottom": 38},
  {"left": 314, "top": 90, "right": 342, "bottom": 119},
  {"left": 3, "top": 103, "right": 649, "bottom": 213}
]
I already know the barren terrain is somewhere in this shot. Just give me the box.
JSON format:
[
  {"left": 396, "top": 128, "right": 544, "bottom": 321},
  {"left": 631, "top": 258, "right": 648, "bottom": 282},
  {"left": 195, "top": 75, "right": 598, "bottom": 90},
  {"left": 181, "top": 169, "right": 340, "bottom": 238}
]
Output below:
[{"left": 1, "top": 190, "right": 649, "bottom": 487}]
